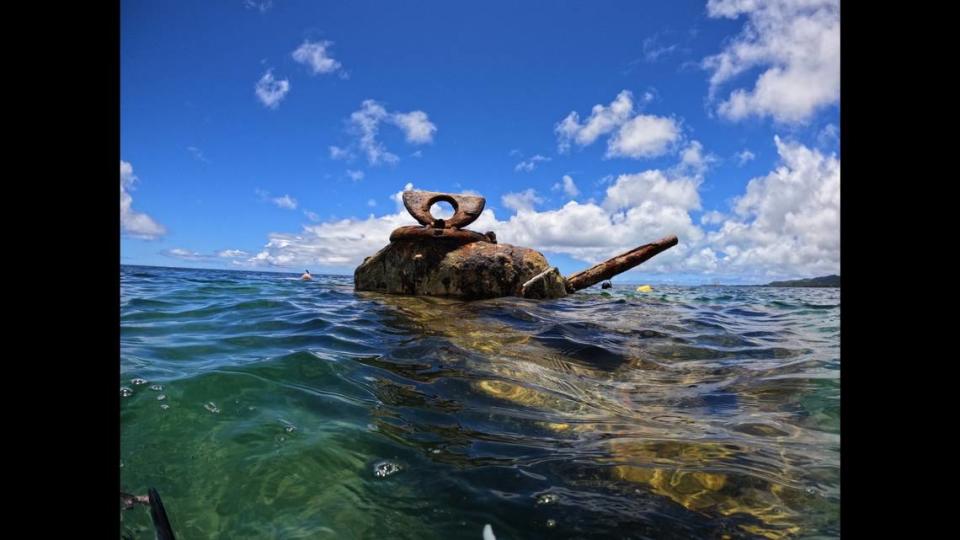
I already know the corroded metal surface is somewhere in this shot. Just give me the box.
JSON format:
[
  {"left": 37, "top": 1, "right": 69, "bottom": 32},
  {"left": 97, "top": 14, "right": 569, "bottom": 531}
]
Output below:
[
  {"left": 566, "top": 235, "right": 679, "bottom": 291},
  {"left": 402, "top": 190, "right": 486, "bottom": 229},
  {"left": 520, "top": 267, "right": 568, "bottom": 299},
  {"left": 389, "top": 225, "right": 490, "bottom": 245},
  {"left": 355, "top": 240, "right": 551, "bottom": 299}
]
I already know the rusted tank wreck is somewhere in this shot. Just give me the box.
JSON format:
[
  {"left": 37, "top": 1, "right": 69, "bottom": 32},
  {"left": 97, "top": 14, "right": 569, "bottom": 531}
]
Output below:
[{"left": 354, "top": 190, "right": 678, "bottom": 300}]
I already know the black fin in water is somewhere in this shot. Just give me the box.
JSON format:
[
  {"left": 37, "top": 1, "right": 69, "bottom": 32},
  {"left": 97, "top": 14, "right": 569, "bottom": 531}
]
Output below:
[{"left": 147, "top": 487, "right": 176, "bottom": 540}]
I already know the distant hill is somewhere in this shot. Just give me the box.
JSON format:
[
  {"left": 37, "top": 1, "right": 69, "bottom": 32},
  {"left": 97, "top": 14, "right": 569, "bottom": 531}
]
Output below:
[{"left": 764, "top": 274, "right": 839, "bottom": 288}]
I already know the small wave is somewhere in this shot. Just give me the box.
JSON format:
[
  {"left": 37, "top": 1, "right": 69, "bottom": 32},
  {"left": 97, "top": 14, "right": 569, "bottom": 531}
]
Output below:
[{"left": 120, "top": 268, "right": 840, "bottom": 538}]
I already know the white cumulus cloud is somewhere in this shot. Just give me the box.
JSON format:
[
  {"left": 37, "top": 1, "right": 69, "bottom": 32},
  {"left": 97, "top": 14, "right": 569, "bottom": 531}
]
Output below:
[
  {"left": 514, "top": 154, "right": 551, "bottom": 172},
  {"left": 501, "top": 189, "right": 544, "bottom": 212},
  {"left": 553, "top": 175, "right": 580, "bottom": 198},
  {"left": 703, "top": 135, "right": 839, "bottom": 276},
  {"left": 292, "top": 40, "right": 342, "bottom": 75},
  {"left": 735, "top": 149, "right": 756, "bottom": 165},
  {"left": 817, "top": 123, "right": 839, "bottom": 147},
  {"left": 255, "top": 70, "right": 290, "bottom": 109},
  {"left": 556, "top": 90, "right": 680, "bottom": 159},
  {"left": 272, "top": 194, "right": 297, "bottom": 209},
  {"left": 350, "top": 100, "right": 397, "bottom": 165},
  {"left": 608, "top": 115, "right": 681, "bottom": 158},
  {"left": 702, "top": 0, "right": 840, "bottom": 124},
  {"left": 120, "top": 161, "right": 167, "bottom": 240},
  {"left": 556, "top": 90, "right": 635, "bottom": 152},
  {"left": 329, "top": 145, "right": 353, "bottom": 160},
  {"left": 241, "top": 139, "right": 838, "bottom": 280},
  {"left": 700, "top": 210, "right": 728, "bottom": 226},
  {"left": 256, "top": 189, "right": 298, "bottom": 210},
  {"left": 245, "top": 208, "right": 415, "bottom": 268},
  {"left": 338, "top": 100, "right": 436, "bottom": 166},
  {"left": 391, "top": 110, "right": 437, "bottom": 143},
  {"left": 673, "top": 140, "right": 716, "bottom": 177},
  {"left": 163, "top": 248, "right": 207, "bottom": 261}
]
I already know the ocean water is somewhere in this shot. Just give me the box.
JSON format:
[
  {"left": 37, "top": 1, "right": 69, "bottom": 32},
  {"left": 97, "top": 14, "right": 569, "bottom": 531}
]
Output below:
[{"left": 120, "top": 265, "right": 839, "bottom": 539}]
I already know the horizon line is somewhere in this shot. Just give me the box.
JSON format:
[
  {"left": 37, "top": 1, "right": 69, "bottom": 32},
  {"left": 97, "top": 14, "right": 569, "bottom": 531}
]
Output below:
[{"left": 120, "top": 263, "right": 833, "bottom": 286}]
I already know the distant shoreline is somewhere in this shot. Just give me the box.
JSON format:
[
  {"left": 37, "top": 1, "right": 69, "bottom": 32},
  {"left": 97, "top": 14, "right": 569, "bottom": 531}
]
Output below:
[{"left": 761, "top": 275, "right": 840, "bottom": 288}]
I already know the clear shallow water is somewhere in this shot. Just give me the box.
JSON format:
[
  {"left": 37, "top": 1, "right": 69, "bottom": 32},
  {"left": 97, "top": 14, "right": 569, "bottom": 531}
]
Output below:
[{"left": 120, "top": 265, "right": 839, "bottom": 539}]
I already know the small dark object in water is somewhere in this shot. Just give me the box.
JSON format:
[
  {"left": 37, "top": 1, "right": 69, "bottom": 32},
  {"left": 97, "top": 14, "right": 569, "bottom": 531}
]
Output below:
[
  {"left": 601, "top": 281, "right": 612, "bottom": 289},
  {"left": 355, "top": 190, "right": 678, "bottom": 300}
]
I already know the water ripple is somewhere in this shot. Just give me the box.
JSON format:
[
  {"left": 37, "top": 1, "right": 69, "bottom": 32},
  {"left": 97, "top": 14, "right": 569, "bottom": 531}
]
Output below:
[{"left": 121, "top": 266, "right": 839, "bottom": 539}]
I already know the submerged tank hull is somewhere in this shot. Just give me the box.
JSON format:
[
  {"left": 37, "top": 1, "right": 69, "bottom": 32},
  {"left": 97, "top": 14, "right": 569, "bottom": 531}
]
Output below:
[{"left": 354, "top": 239, "right": 566, "bottom": 300}]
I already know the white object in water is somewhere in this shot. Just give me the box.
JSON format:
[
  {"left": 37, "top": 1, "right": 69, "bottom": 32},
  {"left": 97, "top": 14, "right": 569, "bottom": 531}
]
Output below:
[{"left": 483, "top": 524, "right": 496, "bottom": 540}]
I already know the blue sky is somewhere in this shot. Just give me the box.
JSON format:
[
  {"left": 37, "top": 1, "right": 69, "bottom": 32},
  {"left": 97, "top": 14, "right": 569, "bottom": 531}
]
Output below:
[{"left": 121, "top": 0, "right": 840, "bottom": 284}]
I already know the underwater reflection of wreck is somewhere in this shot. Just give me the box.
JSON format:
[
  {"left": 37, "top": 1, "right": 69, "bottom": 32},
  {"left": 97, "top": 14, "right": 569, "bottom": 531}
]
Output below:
[{"left": 353, "top": 293, "right": 828, "bottom": 539}]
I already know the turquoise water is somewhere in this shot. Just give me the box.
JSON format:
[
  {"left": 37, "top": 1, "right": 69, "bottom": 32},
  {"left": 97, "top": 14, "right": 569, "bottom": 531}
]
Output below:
[{"left": 120, "top": 265, "right": 839, "bottom": 539}]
